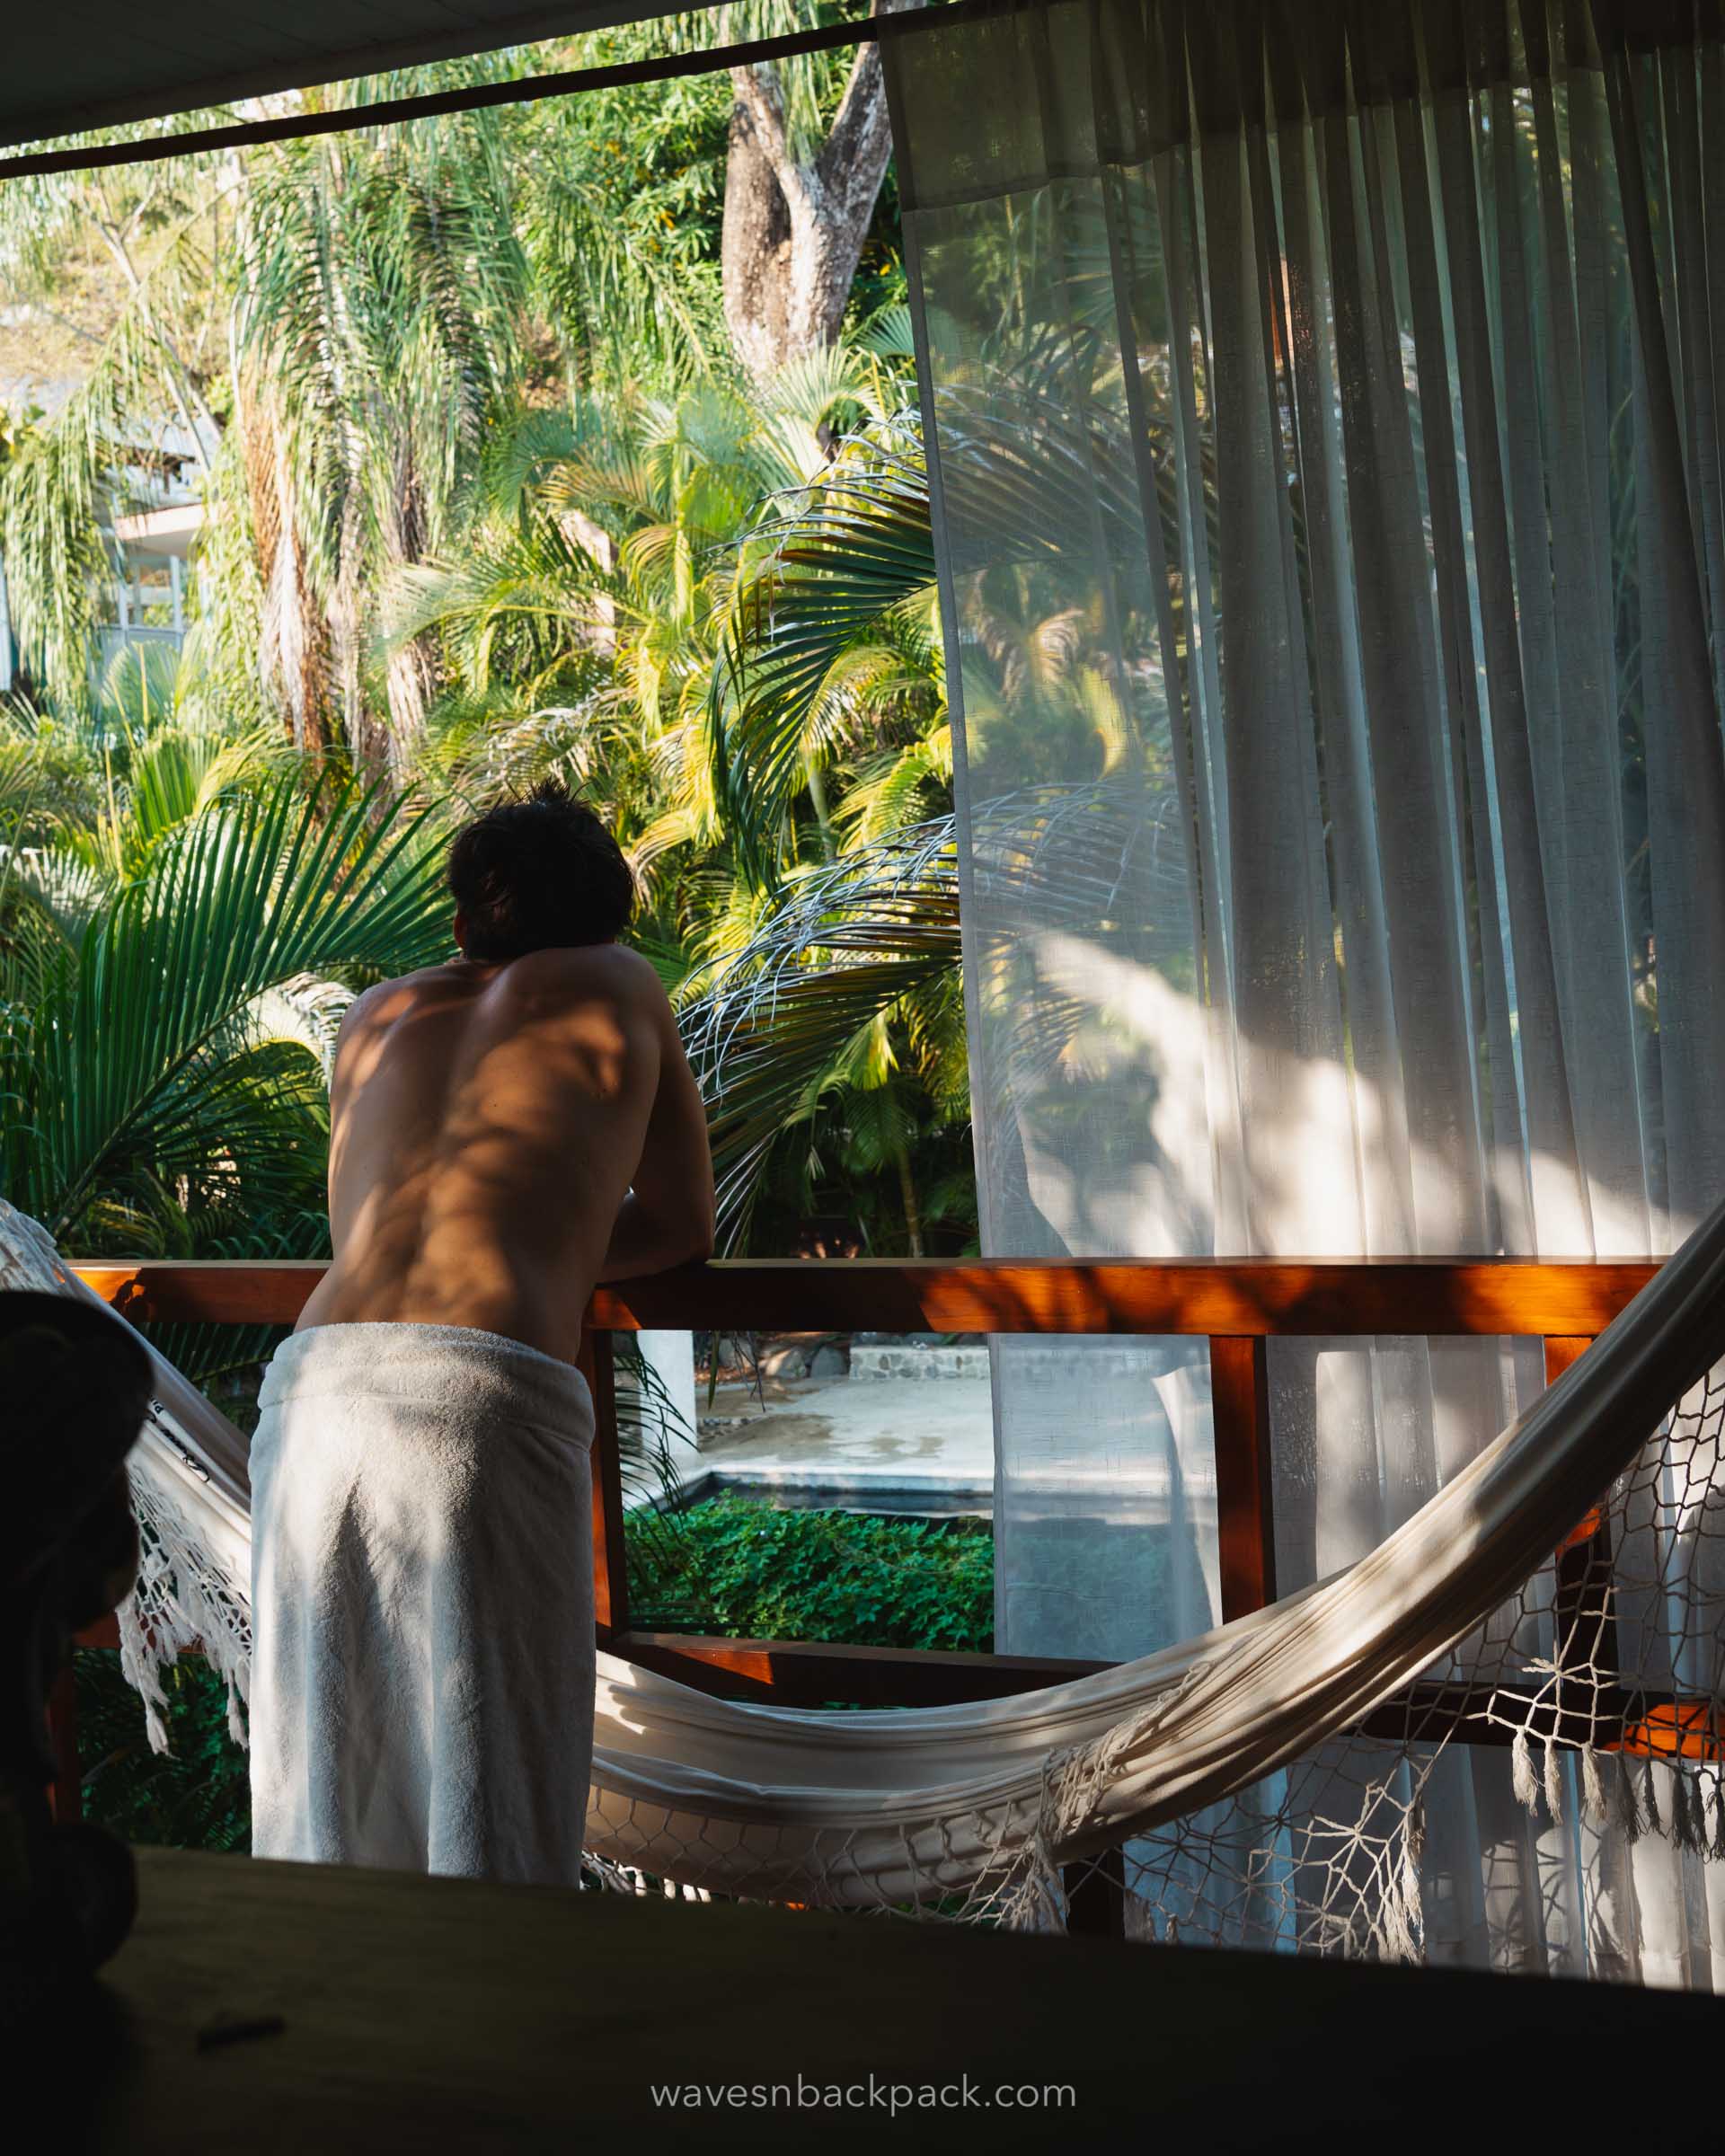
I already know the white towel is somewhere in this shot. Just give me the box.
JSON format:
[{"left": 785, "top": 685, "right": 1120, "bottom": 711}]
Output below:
[{"left": 248, "top": 1321, "right": 594, "bottom": 1885}]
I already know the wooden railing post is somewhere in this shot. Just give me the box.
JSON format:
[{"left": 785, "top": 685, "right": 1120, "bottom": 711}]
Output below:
[
  {"left": 1210, "top": 1335, "right": 1278, "bottom": 1623},
  {"left": 1546, "top": 1336, "right": 1618, "bottom": 1719},
  {"left": 1064, "top": 1844, "right": 1129, "bottom": 1940},
  {"left": 577, "top": 1323, "right": 629, "bottom": 1645},
  {"left": 1068, "top": 1332, "right": 1273, "bottom": 1940}
]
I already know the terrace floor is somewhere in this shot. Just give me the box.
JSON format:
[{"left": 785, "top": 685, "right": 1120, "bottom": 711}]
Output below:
[{"left": 67, "top": 1844, "right": 1725, "bottom": 2150}]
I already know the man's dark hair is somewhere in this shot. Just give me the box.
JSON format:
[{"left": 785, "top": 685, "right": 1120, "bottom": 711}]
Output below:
[{"left": 447, "top": 779, "right": 635, "bottom": 961}]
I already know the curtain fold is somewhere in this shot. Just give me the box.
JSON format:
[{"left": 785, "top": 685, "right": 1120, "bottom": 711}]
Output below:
[{"left": 889, "top": 0, "right": 1725, "bottom": 1982}]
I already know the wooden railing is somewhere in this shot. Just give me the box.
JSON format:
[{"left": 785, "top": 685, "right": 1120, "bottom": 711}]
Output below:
[
  {"left": 65, "top": 1252, "right": 1661, "bottom": 1683},
  {"left": 58, "top": 1252, "right": 1675, "bottom": 1929}
]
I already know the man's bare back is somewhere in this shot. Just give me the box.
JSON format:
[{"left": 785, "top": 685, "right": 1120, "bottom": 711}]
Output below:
[{"left": 297, "top": 943, "right": 714, "bottom": 1365}]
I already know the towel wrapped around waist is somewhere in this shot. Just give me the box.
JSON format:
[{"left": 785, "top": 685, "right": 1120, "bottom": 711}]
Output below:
[{"left": 248, "top": 1321, "right": 594, "bottom": 1885}]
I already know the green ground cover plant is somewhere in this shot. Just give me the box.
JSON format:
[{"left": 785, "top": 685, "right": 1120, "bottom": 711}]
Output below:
[{"left": 74, "top": 1498, "right": 996, "bottom": 1850}]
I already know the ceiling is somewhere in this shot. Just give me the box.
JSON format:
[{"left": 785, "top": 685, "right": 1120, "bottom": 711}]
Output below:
[{"left": 0, "top": 1, "right": 717, "bottom": 150}]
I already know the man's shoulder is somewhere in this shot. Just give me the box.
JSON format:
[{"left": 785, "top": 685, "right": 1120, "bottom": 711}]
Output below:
[
  {"left": 339, "top": 973, "right": 414, "bottom": 1030},
  {"left": 344, "top": 964, "right": 456, "bottom": 1021},
  {"left": 494, "top": 942, "right": 664, "bottom": 1006},
  {"left": 328, "top": 968, "right": 447, "bottom": 1076}
]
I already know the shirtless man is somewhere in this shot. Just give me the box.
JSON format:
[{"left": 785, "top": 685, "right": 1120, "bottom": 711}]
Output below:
[
  {"left": 296, "top": 785, "right": 713, "bottom": 1360},
  {"left": 248, "top": 781, "right": 712, "bottom": 1884}
]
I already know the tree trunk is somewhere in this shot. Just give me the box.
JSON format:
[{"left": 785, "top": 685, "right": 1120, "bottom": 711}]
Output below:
[
  {"left": 721, "top": 0, "right": 914, "bottom": 381},
  {"left": 380, "top": 453, "right": 437, "bottom": 777},
  {"left": 721, "top": 100, "right": 799, "bottom": 384},
  {"left": 892, "top": 1126, "right": 925, "bottom": 1259},
  {"left": 236, "top": 375, "right": 332, "bottom": 755}
]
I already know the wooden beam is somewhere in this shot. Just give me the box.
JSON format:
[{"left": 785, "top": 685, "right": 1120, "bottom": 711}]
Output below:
[
  {"left": 89, "top": 1842, "right": 1725, "bottom": 2139},
  {"left": 612, "top": 1630, "right": 1106, "bottom": 1706},
  {"left": 74, "top": 1259, "right": 325, "bottom": 1325},
  {"left": 71, "top": 1255, "right": 1663, "bottom": 1339},
  {"left": 602, "top": 1259, "right": 1662, "bottom": 1337}
]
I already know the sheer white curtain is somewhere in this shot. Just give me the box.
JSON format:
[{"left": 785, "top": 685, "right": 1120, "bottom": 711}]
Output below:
[{"left": 887, "top": 0, "right": 1725, "bottom": 1982}]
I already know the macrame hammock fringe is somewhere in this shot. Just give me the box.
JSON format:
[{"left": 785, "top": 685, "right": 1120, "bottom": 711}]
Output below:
[{"left": 10, "top": 1197, "right": 1725, "bottom": 1956}]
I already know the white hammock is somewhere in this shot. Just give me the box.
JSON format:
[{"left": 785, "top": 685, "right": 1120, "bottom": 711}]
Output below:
[{"left": 12, "top": 1197, "right": 1725, "bottom": 1950}]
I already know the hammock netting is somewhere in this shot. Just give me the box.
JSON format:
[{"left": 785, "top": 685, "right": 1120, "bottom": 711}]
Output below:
[{"left": 10, "top": 1197, "right": 1724, "bottom": 1965}]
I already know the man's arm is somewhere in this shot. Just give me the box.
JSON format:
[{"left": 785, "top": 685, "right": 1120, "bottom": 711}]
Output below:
[{"left": 597, "top": 980, "right": 715, "bottom": 1283}]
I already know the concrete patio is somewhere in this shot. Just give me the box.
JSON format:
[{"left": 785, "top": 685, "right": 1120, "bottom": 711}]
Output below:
[{"left": 685, "top": 1367, "right": 995, "bottom": 1515}]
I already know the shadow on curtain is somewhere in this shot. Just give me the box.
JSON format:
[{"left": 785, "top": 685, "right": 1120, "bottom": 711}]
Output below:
[{"left": 887, "top": 0, "right": 1725, "bottom": 1984}]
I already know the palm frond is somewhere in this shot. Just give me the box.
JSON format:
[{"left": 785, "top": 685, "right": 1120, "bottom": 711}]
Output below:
[
  {"left": 681, "top": 819, "right": 960, "bottom": 1245},
  {"left": 247, "top": 972, "right": 358, "bottom": 1083},
  {"left": 710, "top": 429, "right": 938, "bottom": 882},
  {"left": 7, "top": 766, "right": 449, "bottom": 1243}
]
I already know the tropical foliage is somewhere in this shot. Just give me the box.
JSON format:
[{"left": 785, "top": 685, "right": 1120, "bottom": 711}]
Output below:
[
  {"left": 0, "top": 14, "right": 977, "bottom": 1277},
  {"left": 0, "top": 17, "right": 1004, "bottom": 1871},
  {"left": 0, "top": 738, "right": 447, "bottom": 1258},
  {"left": 74, "top": 1647, "right": 253, "bottom": 1853},
  {"left": 626, "top": 1493, "right": 993, "bottom": 1650}
]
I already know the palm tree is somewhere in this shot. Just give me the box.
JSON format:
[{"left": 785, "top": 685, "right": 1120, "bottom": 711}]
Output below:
[
  {"left": 0, "top": 75, "right": 988, "bottom": 1260},
  {"left": 393, "top": 367, "right": 972, "bottom": 1255},
  {"left": 233, "top": 108, "right": 532, "bottom": 774},
  {"left": 397, "top": 349, "right": 906, "bottom": 910},
  {"left": 672, "top": 408, "right": 964, "bottom": 1253}
]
